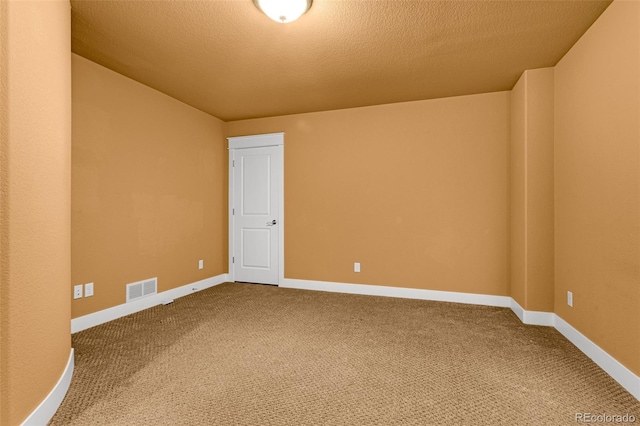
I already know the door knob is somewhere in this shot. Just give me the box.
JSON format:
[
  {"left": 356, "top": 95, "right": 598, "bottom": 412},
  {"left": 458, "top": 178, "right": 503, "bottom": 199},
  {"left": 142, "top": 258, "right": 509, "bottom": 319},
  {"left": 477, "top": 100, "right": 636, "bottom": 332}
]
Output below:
[{"left": 267, "top": 219, "right": 277, "bottom": 226}]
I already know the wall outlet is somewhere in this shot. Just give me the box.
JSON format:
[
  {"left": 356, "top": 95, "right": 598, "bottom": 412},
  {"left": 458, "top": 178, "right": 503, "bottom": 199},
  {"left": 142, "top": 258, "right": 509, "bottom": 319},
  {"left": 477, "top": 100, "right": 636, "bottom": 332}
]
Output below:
[
  {"left": 84, "top": 282, "right": 94, "bottom": 297},
  {"left": 198, "top": 259, "right": 204, "bottom": 270},
  {"left": 354, "top": 262, "right": 361, "bottom": 273},
  {"left": 567, "top": 291, "right": 573, "bottom": 307},
  {"left": 73, "top": 284, "right": 83, "bottom": 299}
]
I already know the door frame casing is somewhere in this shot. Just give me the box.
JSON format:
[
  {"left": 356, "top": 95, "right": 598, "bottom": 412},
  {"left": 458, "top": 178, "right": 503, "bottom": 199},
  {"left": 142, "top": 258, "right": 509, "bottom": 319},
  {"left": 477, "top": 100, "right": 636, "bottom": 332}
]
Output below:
[{"left": 227, "top": 133, "right": 284, "bottom": 285}]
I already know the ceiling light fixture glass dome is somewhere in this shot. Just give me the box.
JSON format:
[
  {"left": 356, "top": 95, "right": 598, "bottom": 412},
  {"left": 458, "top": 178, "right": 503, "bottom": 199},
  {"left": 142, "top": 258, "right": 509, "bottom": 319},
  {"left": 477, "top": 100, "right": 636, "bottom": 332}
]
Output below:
[{"left": 253, "top": 0, "right": 313, "bottom": 23}]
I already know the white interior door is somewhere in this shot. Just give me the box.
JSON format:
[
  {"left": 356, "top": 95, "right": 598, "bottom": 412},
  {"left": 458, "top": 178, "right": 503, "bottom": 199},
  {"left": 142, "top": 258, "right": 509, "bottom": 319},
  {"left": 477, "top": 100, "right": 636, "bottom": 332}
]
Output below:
[{"left": 231, "top": 143, "right": 282, "bottom": 285}]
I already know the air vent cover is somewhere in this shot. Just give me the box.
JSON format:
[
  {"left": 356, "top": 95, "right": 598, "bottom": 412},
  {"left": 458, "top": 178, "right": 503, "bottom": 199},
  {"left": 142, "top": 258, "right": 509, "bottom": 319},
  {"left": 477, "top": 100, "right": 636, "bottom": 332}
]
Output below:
[{"left": 126, "top": 277, "right": 157, "bottom": 303}]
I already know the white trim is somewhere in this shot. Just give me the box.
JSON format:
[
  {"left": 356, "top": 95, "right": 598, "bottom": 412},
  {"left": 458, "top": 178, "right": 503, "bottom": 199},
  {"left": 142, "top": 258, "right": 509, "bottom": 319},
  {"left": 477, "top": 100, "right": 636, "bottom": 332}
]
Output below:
[
  {"left": 228, "top": 150, "right": 235, "bottom": 282},
  {"left": 228, "top": 133, "right": 285, "bottom": 286},
  {"left": 68, "top": 274, "right": 640, "bottom": 401},
  {"left": 509, "top": 298, "right": 555, "bottom": 326},
  {"left": 281, "top": 278, "right": 639, "bottom": 401},
  {"left": 21, "top": 348, "right": 74, "bottom": 426},
  {"left": 509, "top": 297, "right": 526, "bottom": 322},
  {"left": 554, "top": 315, "right": 640, "bottom": 400},
  {"left": 281, "top": 278, "right": 511, "bottom": 307},
  {"left": 524, "top": 310, "right": 555, "bottom": 326},
  {"left": 71, "top": 274, "right": 229, "bottom": 333},
  {"left": 227, "top": 132, "right": 284, "bottom": 149},
  {"left": 277, "top": 145, "right": 285, "bottom": 286}
]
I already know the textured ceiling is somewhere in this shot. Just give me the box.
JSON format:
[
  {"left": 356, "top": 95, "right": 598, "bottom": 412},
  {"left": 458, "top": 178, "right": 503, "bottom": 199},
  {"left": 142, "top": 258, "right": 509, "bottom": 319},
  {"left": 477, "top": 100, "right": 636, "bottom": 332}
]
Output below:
[{"left": 71, "top": 0, "right": 612, "bottom": 121}]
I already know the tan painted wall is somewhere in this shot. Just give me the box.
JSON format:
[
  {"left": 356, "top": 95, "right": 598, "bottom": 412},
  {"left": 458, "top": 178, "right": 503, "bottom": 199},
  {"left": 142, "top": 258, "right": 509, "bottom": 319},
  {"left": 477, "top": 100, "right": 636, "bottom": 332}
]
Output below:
[
  {"left": 71, "top": 54, "right": 227, "bottom": 319},
  {"left": 555, "top": 0, "right": 639, "bottom": 375},
  {"left": 227, "top": 92, "right": 510, "bottom": 295},
  {"left": 510, "top": 75, "right": 526, "bottom": 307},
  {"left": 510, "top": 68, "right": 555, "bottom": 312},
  {"left": 526, "top": 69, "right": 555, "bottom": 313},
  {"left": 0, "top": 1, "right": 72, "bottom": 424}
]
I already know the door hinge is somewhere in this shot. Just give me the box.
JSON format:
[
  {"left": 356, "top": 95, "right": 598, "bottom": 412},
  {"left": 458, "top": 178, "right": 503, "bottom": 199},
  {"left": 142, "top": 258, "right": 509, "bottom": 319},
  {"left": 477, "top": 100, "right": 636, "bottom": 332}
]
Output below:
[
  {"left": 232, "top": 208, "right": 235, "bottom": 215},
  {"left": 232, "top": 257, "right": 235, "bottom": 263},
  {"left": 233, "top": 160, "right": 235, "bottom": 167}
]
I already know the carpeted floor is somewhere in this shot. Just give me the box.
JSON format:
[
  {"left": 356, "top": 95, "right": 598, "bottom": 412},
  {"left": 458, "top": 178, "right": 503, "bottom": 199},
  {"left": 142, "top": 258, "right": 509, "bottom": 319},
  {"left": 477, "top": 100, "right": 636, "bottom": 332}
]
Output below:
[{"left": 50, "top": 282, "right": 639, "bottom": 425}]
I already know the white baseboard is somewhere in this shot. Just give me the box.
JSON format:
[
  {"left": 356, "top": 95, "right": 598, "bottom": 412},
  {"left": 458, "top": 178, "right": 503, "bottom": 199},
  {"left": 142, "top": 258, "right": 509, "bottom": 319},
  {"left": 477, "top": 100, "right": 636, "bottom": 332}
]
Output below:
[
  {"left": 21, "top": 348, "right": 74, "bottom": 426},
  {"left": 282, "top": 278, "right": 512, "bottom": 307},
  {"left": 281, "top": 278, "right": 639, "bottom": 401},
  {"left": 554, "top": 315, "right": 640, "bottom": 400},
  {"left": 509, "top": 298, "right": 555, "bottom": 326},
  {"left": 68, "top": 275, "right": 639, "bottom": 402},
  {"left": 71, "top": 273, "right": 229, "bottom": 333}
]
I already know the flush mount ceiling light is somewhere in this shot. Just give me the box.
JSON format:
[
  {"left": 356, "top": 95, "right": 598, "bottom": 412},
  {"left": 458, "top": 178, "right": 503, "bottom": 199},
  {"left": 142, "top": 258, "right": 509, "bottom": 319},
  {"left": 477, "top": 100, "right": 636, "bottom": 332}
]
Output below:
[{"left": 253, "top": 0, "right": 313, "bottom": 23}]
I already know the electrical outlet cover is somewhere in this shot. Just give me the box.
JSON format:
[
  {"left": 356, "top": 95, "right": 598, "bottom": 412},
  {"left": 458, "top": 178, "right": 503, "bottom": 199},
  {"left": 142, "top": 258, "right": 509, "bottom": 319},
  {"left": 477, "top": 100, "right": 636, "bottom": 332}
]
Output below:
[{"left": 73, "top": 284, "right": 83, "bottom": 299}]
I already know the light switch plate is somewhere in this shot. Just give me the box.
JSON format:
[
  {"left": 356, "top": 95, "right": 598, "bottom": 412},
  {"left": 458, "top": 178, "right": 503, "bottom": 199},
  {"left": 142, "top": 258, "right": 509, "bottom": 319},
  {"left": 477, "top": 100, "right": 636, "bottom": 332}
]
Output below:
[
  {"left": 198, "top": 259, "right": 204, "bottom": 270},
  {"left": 354, "top": 262, "right": 361, "bottom": 273},
  {"left": 85, "top": 282, "right": 94, "bottom": 297}
]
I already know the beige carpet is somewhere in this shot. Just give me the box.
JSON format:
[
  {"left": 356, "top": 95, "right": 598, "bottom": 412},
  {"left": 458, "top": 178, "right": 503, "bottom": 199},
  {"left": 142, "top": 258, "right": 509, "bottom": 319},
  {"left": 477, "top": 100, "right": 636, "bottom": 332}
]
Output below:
[{"left": 51, "top": 282, "right": 639, "bottom": 425}]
